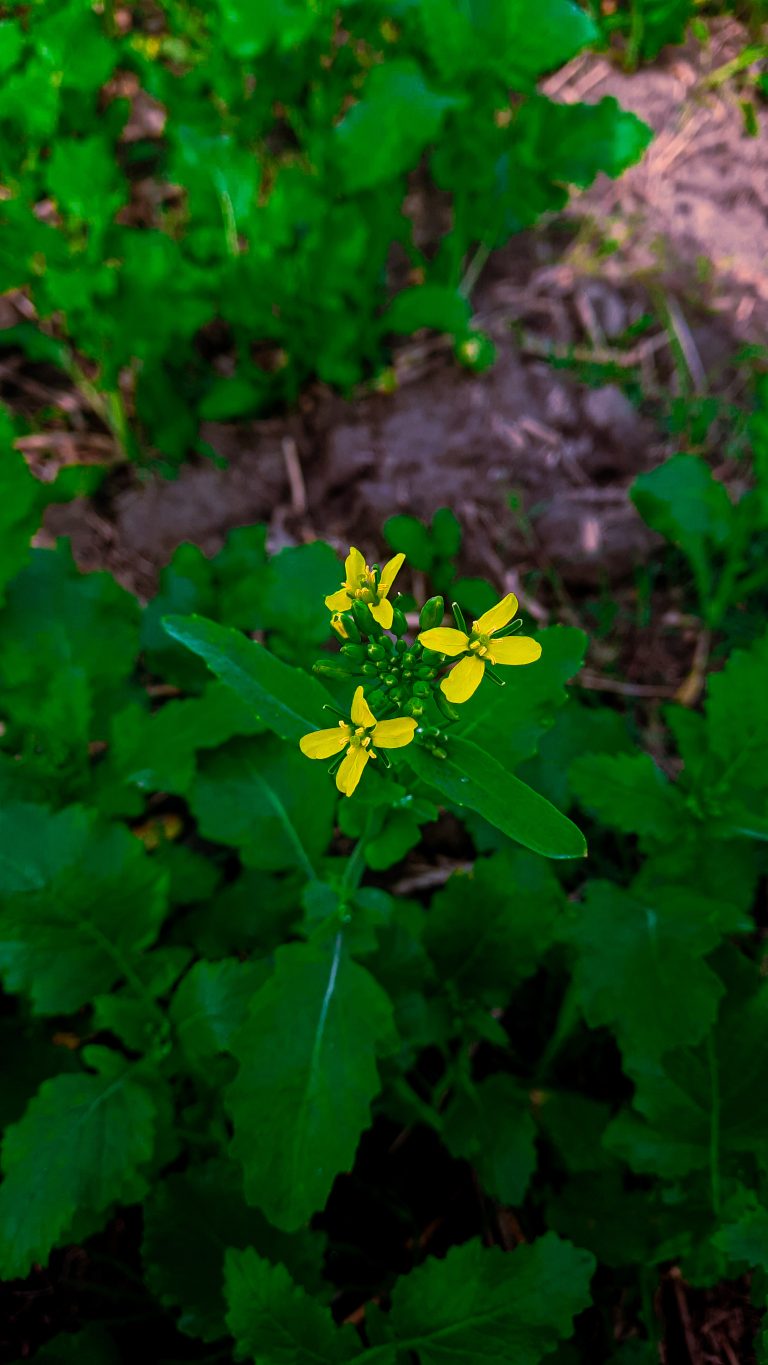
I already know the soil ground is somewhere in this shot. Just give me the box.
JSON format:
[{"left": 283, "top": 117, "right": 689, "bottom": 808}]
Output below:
[{"left": 2, "top": 19, "right": 767, "bottom": 1365}]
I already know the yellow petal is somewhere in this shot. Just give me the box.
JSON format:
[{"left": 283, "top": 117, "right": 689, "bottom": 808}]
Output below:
[
  {"left": 440, "top": 653, "right": 485, "bottom": 703},
  {"left": 491, "top": 636, "right": 542, "bottom": 666},
  {"left": 372, "top": 717, "right": 417, "bottom": 749},
  {"left": 378, "top": 552, "right": 405, "bottom": 598},
  {"left": 325, "top": 588, "right": 352, "bottom": 612},
  {"left": 474, "top": 593, "right": 518, "bottom": 637},
  {"left": 351, "top": 685, "right": 376, "bottom": 728},
  {"left": 299, "top": 726, "right": 349, "bottom": 759},
  {"left": 344, "top": 546, "right": 366, "bottom": 588},
  {"left": 369, "top": 598, "right": 394, "bottom": 629},
  {"left": 336, "top": 745, "right": 369, "bottom": 797},
  {"left": 418, "top": 627, "right": 469, "bottom": 657}
]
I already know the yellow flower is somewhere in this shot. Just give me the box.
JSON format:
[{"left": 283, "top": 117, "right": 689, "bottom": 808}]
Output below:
[
  {"left": 418, "top": 593, "right": 541, "bottom": 703},
  {"left": 299, "top": 686, "right": 416, "bottom": 797},
  {"left": 325, "top": 547, "right": 405, "bottom": 630}
]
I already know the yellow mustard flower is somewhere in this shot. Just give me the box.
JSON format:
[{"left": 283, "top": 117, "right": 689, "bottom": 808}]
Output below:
[
  {"left": 299, "top": 685, "right": 416, "bottom": 797},
  {"left": 325, "top": 547, "right": 405, "bottom": 630},
  {"left": 418, "top": 593, "right": 541, "bottom": 704}
]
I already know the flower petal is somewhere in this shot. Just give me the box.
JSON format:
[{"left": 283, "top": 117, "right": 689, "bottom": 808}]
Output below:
[
  {"left": 372, "top": 717, "right": 417, "bottom": 749},
  {"left": 490, "top": 636, "right": 542, "bottom": 666},
  {"left": 325, "top": 588, "right": 352, "bottom": 612},
  {"left": 344, "top": 546, "right": 366, "bottom": 588},
  {"left": 351, "top": 685, "right": 376, "bottom": 728},
  {"left": 378, "top": 552, "right": 405, "bottom": 598},
  {"left": 418, "top": 627, "right": 469, "bottom": 657},
  {"left": 336, "top": 745, "right": 369, "bottom": 797},
  {"left": 474, "top": 593, "right": 518, "bottom": 637},
  {"left": 369, "top": 598, "right": 394, "bottom": 629},
  {"left": 440, "top": 653, "right": 485, "bottom": 703},
  {"left": 300, "top": 726, "right": 349, "bottom": 759}
]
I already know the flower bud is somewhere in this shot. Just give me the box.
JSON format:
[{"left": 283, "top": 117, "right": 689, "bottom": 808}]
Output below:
[
  {"left": 419, "top": 596, "right": 445, "bottom": 631},
  {"left": 351, "top": 599, "right": 382, "bottom": 636},
  {"left": 435, "top": 690, "right": 461, "bottom": 721},
  {"left": 367, "top": 643, "right": 387, "bottom": 661},
  {"left": 413, "top": 680, "right": 431, "bottom": 697},
  {"left": 361, "top": 662, "right": 379, "bottom": 676},
  {"left": 391, "top": 608, "right": 408, "bottom": 637},
  {"left": 341, "top": 643, "right": 366, "bottom": 662}
]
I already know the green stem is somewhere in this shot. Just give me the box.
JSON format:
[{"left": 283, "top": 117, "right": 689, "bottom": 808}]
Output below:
[{"left": 339, "top": 807, "right": 380, "bottom": 908}]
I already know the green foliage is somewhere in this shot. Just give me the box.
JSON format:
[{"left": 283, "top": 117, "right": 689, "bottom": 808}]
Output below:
[
  {"left": 3, "top": 450, "right": 768, "bottom": 1361},
  {"left": 0, "top": 0, "right": 650, "bottom": 461}
]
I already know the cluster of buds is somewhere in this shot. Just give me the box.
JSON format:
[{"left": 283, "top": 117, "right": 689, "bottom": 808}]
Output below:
[
  {"left": 302, "top": 546, "right": 542, "bottom": 796},
  {"left": 314, "top": 592, "right": 457, "bottom": 722}
]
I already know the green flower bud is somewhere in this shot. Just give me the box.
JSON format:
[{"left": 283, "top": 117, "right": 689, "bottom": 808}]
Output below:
[
  {"left": 395, "top": 638, "right": 408, "bottom": 655},
  {"left": 420, "top": 648, "right": 443, "bottom": 665},
  {"left": 419, "top": 595, "right": 445, "bottom": 631},
  {"left": 367, "top": 643, "right": 387, "bottom": 660},
  {"left": 383, "top": 673, "right": 399, "bottom": 688},
  {"left": 366, "top": 688, "right": 387, "bottom": 711},
  {"left": 361, "top": 662, "right": 379, "bottom": 676},
  {"left": 413, "top": 680, "right": 431, "bottom": 697},
  {"left": 391, "top": 608, "right": 408, "bottom": 637},
  {"left": 351, "top": 599, "right": 383, "bottom": 636},
  {"left": 341, "top": 643, "right": 366, "bottom": 661},
  {"left": 435, "top": 690, "right": 461, "bottom": 721},
  {"left": 405, "top": 698, "right": 426, "bottom": 718},
  {"left": 416, "top": 663, "right": 435, "bottom": 679}
]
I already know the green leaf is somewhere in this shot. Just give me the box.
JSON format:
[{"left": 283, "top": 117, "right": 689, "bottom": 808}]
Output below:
[
  {"left": 225, "top": 1247, "right": 358, "bottom": 1363},
  {"left": 143, "top": 1160, "right": 325, "bottom": 1343},
  {"left": 384, "top": 285, "right": 471, "bottom": 338},
  {"left": 333, "top": 60, "right": 459, "bottom": 193},
  {"left": 606, "top": 953, "right": 768, "bottom": 1178},
  {"left": 0, "top": 811, "right": 168, "bottom": 1014},
  {"left": 170, "top": 958, "right": 267, "bottom": 1067},
  {"left": 190, "top": 736, "right": 334, "bottom": 877},
  {"left": 569, "top": 752, "right": 683, "bottom": 839},
  {"left": 0, "top": 445, "right": 42, "bottom": 603},
  {"left": 405, "top": 736, "right": 586, "bottom": 859},
  {"left": 516, "top": 96, "right": 653, "bottom": 186},
  {"left": 227, "top": 937, "right": 396, "bottom": 1231},
  {"left": 364, "top": 1233, "right": 595, "bottom": 1364},
  {"left": 565, "top": 882, "right": 746, "bottom": 1063},
  {"left": 711, "top": 1200, "right": 768, "bottom": 1273},
  {"left": 0, "top": 1050, "right": 160, "bottom": 1279},
  {"left": 417, "top": 0, "right": 597, "bottom": 83},
  {"left": 384, "top": 514, "right": 435, "bottom": 572},
  {"left": 162, "top": 614, "right": 334, "bottom": 743},
  {"left": 442, "top": 1075, "right": 537, "bottom": 1204},
  {"left": 455, "top": 626, "right": 587, "bottom": 770},
  {"left": 631, "top": 454, "right": 735, "bottom": 610},
  {"left": 425, "top": 848, "right": 564, "bottom": 1004}
]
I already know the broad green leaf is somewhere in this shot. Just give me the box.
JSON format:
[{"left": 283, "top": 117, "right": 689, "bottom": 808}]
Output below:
[
  {"left": 143, "top": 1160, "right": 325, "bottom": 1343},
  {"left": 261, "top": 541, "right": 343, "bottom": 650},
  {"left": 515, "top": 96, "right": 653, "bottom": 186},
  {"left": 417, "top": 0, "right": 597, "bottom": 83},
  {"left": 702, "top": 629, "right": 768, "bottom": 801},
  {"left": 631, "top": 454, "right": 734, "bottom": 613},
  {"left": 424, "top": 848, "right": 564, "bottom": 1003},
  {"left": 227, "top": 938, "right": 396, "bottom": 1230},
  {"left": 405, "top": 736, "right": 586, "bottom": 859},
  {"left": 569, "top": 752, "right": 684, "bottom": 840},
  {"left": 0, "top": 813, "right": 168, "bottom": 1014},
  {"left": 170, "top": 958, "right": 266, "bottom": 1066},
  {"left": 0, "top": 801, "right": 84, "bottom": 895},
  {"left": 455, "top": 626, "right": 587, "bottom": 770},
  {"left": 333, "top": 60, "right": 459, "bottom": 193},
  {"left": 0, "top": 1050, "right": 159, "bottom": 1279},
  {"left": 364, "top": 1233, "right": 595, "bottom": 1365},
  {"left": 190, "top": 736, "right": 334, "bottom": 877},
  {"left": 519, "top": 699, "right": 634, "bottom": 810},
  {"left": 384, "top": 285, "right": 471, "bottom": 338},
  {"left": 162, "top": 614, "right": 333, "bottom": 743},
  {"left": 225, "top": 1247, "right": 358, "bottom": 1363},
  {"left": 565, "top": 882, "right": 747, "bottom": 1063},
  {"left": 442, "top": 1075, "right": 537, "bottom": 1205},
  {"left": 711, "top": 1201, "right": 768, "bottom": 1273},
  {"left": 606, "top": 953, "right": 768, "bottom": 1178}
]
